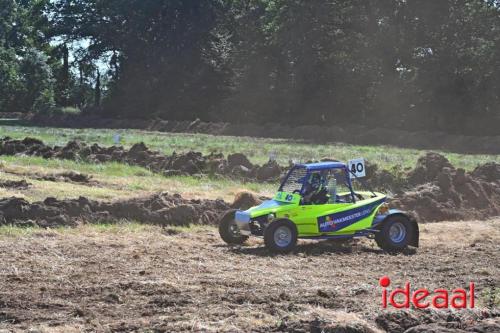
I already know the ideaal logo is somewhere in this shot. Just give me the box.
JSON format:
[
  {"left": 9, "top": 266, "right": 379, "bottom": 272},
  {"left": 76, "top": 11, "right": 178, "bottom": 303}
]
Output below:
[{"left": 379, "top": 276, "right": 475, "bottom": 309}]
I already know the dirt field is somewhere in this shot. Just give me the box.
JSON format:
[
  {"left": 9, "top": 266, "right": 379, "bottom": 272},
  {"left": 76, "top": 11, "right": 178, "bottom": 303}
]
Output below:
[{"left": 0, "top": 219, "right": 498, "bottom": 332}]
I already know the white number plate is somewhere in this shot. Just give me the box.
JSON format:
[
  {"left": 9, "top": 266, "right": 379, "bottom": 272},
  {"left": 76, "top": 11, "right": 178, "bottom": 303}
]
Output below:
[{"left": 348, "top": 158, "right": 366, "bottom": 178}]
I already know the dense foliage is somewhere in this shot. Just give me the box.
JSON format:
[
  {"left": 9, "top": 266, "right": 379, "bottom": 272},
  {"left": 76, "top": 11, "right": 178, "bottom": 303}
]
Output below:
[
  {"left": 1, "top": 0, "right": 499, "bottom": 134},
  {"left": 0, "top": 0, "right": 54, "bottom": 113}
]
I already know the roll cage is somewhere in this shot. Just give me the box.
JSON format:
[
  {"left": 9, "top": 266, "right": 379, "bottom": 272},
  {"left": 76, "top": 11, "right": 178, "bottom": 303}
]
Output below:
[{"left": 278, "top": 162, "right": 357, "bottom": 203}]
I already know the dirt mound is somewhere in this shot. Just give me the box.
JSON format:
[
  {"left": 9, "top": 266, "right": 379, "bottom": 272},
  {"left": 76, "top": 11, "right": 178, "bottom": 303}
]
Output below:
[
  {"left": 471, "top": 162, "right": 500, "bottom": 183},
  {"left": 37, "top": 171, "right": 94, "bottom": 184},
  {"left": 358, "top": 153, "right": 500, "bottom": 222},
  {"left": 231, "top": 190, "right": 263, "bottom": 210},
  {"left": 407, "top": 152, "right": 455, "bottom": 185},
  {"left": 0, "top": 192, "right": 229, "bottom": 228},
  {"left": 364, "top": 153, "right": 461, "bottom": 194},
  {"left": 59, "top": 171, "right": 92, "bottom": 183},
  {"left": 391, "top": 154, "right": 500, "bottom": 222},
  {"left": 228, "top": 153, "right": 253, "bottom": 169},
  {"left": 256, "top": 160, "right": 282, "bottom": 182},
  {"left": 364, "top": 161, "right": 409, "bottom": 194},
  {"left": 0, "top": 137, "right": 283, "bottom": 182},
  {"left": 0, "top": 179, "right": 31, "bottom": 190}
]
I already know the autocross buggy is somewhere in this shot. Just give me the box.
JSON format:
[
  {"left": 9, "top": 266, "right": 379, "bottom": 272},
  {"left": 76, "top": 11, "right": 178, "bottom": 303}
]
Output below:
[{"left": 219, "top": 161, "right": 419, "bottom": 253}]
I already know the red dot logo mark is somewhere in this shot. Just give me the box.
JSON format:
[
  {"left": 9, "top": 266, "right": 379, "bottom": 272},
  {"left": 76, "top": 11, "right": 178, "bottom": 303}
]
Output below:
[{"left": 379, "top": 276, "right": 391, "bottom": 287}]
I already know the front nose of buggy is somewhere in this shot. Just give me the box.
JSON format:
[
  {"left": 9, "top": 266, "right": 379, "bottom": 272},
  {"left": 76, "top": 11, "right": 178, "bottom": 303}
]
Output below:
[{"left": 235, "top": 211, "right": 252, "bottom": 236}]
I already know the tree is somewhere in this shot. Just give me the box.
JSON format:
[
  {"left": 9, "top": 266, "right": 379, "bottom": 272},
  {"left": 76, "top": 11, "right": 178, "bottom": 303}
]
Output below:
[
  {"left": 1, "top": 0, "right": 499, "bottom": 135},
  {"left": 0, "top": 0, "right": 54, "bottom": 113},
  {"left": 50, "top": 0, "right": 232, "bottom": 119},
  {"left": 19, "top": 48, "right": 55, "bottom": 113}
]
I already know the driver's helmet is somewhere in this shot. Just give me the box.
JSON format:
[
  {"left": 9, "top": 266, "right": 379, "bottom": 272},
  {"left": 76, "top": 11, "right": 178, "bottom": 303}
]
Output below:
[{"left": 308, "top": 172, "right": 323, "bottom": 192}]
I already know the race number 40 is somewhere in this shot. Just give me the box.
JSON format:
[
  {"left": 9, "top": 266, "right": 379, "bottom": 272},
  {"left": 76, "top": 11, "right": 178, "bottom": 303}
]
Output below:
[{"left": 348, "top": 158, "right": 366, "bottom": 178}]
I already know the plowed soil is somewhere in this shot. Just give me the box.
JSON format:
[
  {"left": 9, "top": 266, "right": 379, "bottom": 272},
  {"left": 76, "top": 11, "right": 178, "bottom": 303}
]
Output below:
[
  {"left": 0, "top": 219, "right": 498, "bottom": 332},
  {"left": 2, "top": 136, "right": 500, "bottom": 222},
  {"left": 0, "top": 137, "right": 283, "bottom": 182},
  {"left": 0, "top": 192, "right": 229, "bottom": 228}
]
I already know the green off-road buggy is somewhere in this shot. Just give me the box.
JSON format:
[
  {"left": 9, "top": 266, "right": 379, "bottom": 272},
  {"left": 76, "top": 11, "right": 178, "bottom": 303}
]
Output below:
[{"left": 219, "top": 160, "right": 419, "bottom": 253}]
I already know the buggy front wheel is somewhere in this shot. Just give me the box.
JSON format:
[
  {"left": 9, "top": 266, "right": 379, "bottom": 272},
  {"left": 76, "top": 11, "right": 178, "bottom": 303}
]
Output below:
[
  {"left": 218, "top": 210, "right": 248, "bottom": 245},
  {"left": 264, "top": 219, "right": 298, "bottom": 254}
]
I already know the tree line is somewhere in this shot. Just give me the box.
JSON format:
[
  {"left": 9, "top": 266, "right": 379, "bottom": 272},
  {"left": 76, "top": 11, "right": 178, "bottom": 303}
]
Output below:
[{"left": 1, "top": 0, "right": 499, "bottom": 135}]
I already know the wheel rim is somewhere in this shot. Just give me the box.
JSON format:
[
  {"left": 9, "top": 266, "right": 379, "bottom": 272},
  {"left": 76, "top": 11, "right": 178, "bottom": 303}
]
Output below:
[
  {"left": 229, "top": 221, "right": 240, "bottom": 237},
  {"left": 274, "top": 226, "right": 292, "bottom": 247},
  {"left": 389, "top": 222, "right": 406, "bottom": 243}
]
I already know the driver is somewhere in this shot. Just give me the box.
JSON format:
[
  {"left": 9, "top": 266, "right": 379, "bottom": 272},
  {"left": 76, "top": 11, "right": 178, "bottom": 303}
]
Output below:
[{"left": 302, "top": 172, "right": 328, "bottom": 204}]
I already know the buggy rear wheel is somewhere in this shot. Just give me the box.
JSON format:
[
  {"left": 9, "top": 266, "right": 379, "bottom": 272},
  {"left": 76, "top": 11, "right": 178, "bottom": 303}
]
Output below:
[
  {"left": 375, "top": 215, "right": 414, "bottom": 253},
  {"left": 264, "top": 219, "right": 297, "bottom": 254},
  {"left": 218, "top": 210, "right": 248, "bottom": 245}
]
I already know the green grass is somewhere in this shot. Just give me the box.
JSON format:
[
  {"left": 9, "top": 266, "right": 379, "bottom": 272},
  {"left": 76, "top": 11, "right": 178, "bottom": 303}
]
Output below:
[
  {"left": 1, "top": 124, "right": 499, "bottom": 170},
  {"left": 0, "top": 155, "right": 154, "bottom": 178},
  {"left": 0, "top": 225, "right": 43, "bottom": 237},
  {"left": 0, "top": 154, "right": 277, "bottom": 202}
]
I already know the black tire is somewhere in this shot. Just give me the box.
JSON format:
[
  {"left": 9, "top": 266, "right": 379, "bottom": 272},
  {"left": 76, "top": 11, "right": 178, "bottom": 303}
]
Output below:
[
  {"left": 218, "top": 210, "right": 248, "bottom": 245},
  {"left": 375, "top": 215, "right": 414, "bottom": 253},
  {"left": 264, "top": 219, "right": 298, "bottom": 254}
]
